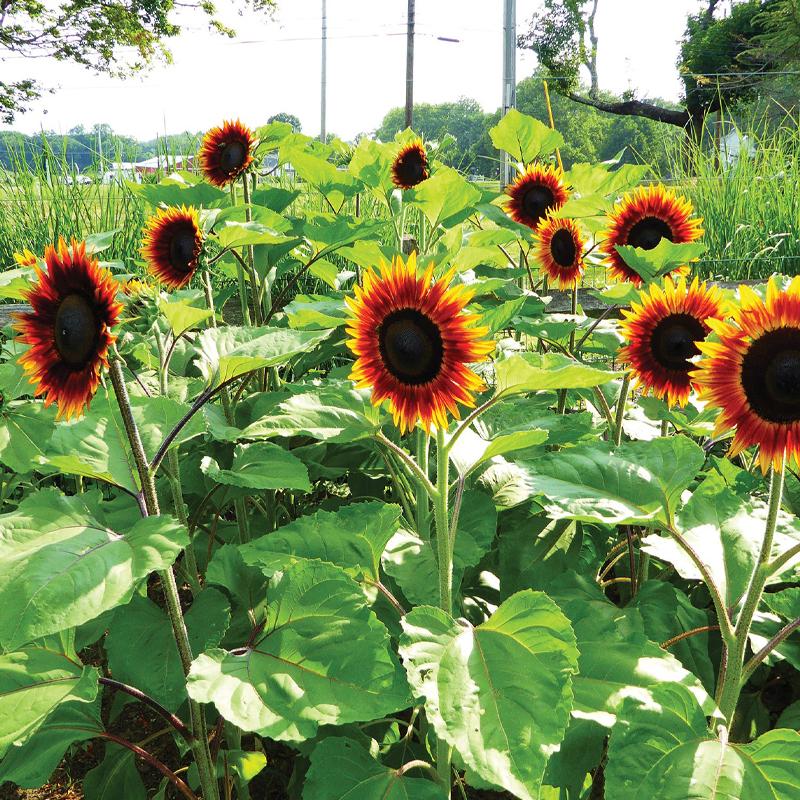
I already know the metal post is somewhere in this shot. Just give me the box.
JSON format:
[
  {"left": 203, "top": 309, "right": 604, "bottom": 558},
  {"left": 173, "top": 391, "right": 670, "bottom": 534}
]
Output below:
[
  {"left": 501, "top": 0, "right": 516, "bottom": 187},
  {"left": 405, "top": 0, "right": 415, "bottom": 129},
  {"left": 321, "top": 0, "right": 327, "bottom": 143}
]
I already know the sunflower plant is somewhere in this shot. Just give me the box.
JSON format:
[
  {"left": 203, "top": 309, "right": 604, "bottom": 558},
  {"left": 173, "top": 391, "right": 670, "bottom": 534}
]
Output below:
[{"left": 2, "top": 111, "right": 800, "bottom": 800}]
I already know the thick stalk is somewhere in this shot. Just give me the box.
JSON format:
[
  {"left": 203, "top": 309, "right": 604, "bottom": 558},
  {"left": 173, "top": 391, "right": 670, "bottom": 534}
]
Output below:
[
  {"left": 229, "top": 182, "right": 251, "bottom": 325},
  {"left": 433, "top": 427, "right": 452, "bottom": 788},
  {"left": 716, "top": 467, "right": 784, "bottom": 726},
  {"left": 240, "top": 174, "right": 265, "bottom": 325},
  {"left": 108, "top": 358, "right": 219, "bottom": 800},
  {"left": 614, "top": 373, "right": 631, "bottom": 446},
  {"left": 415, "top": 428, "right": 431, "bottom": 538}
]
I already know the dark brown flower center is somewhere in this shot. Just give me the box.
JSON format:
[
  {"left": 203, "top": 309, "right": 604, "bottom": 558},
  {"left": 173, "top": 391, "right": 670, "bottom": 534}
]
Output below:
[
  {"left": 522, "top": 184, "right": 555, "bottom": 225},
  {"left": 741, "top": 327, "right": 800, "bottom": 423},
  {"left": 169, "top": 227, "right": 198, "bottom": 272},
  {"left": 54, "top": 293, "right": 98, "bottom": 367},
  {"left": 650, "top": 313, "right": 706, "bottom": 372},
  {"left": 220, "top": 140, "right": 246, "bottom": 174},
  {"left": 550, "top": 227, "right": 577, "bottom": 267},
  {"left": 378, "top": 308, "right": 443, "bottom": 385},
  {"left": 395, "top": 148, "right": 428, "bottom": 187},
  {"left": 627, "top": 216, "right": 674, "bottom": 250}
]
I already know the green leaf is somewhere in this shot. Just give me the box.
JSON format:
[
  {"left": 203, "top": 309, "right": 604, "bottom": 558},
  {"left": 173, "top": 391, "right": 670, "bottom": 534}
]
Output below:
[
  {"left": 489, "top": 109, "right": 564, "bottom": 164},
  {"left": 606, "top": 684, "right": 800, "bottom": 799},
  {"left": 201, "top": 441, "right": 312, "bottom": 492},
  {"left": 0, "top": 265, "right": 36, "bottom": 300},
  {"left": 406, "top": 166, "right": 481, "bottom": 228},
  {"left": 195, "top": 326, "right": 333, "bottom": 387},
  {"left": 187, "top": 561, "right": 410, "bottom": 742},
  {"left": 306, "top": 737, "right": 446, "bottom": 799},
  {"left": 216, "top": 221, "right": 295, "bottom": 249},
  {"left": 0, "top": 696, "right": 102, "bottom": 788},
  {"left": 491, "top": 437, "right": 704, "bottom": 524},
  {"left": 85, "top": 229, "right": 120, "bottom": 255},
  {"left": 250, "top": 186, "right": 299, "bottom": 213},
  {"left": 446, "top": 425, "right": 549, "bottom": 477},
  {"left": 240, "top": 501, "right": 402, "bottom": 583},
  {"left": 0, "top": 637, "right": 99, "bottom": 758},
  {"left": 132, "top": 180, "right": 228, "bottom": 210},
  {"left": 241, "top": 385, "right": 383, "bottom": 443},
  {"left": 613, "top": 240, "right": 706, "bottom": 284},
  {"left": 494, "top": 352, "right": 620, "bottom": 397},
  {"left": 0, "top": 401, "right": 56, "bottom": 474},
  {"left": 642, "top": 474, "right": 762, "bottom": 607},
  {"left": 399, "top": 591, "right": 578, "bottom": 800},
  {"left": 106, "top": 588, "right": 230, "bottom": 711},
  {"left": 158, "top": 298, "right": 212, "bottom": 337},
  {"left": 0, "top": 490, "right": 188, "bottom": 651},
  {"left": 348, "top": 139, "right": 394, "bottom": 192},
  {"left": 283, "top": 294, "right": 347, "bottom": 330},
  {"left": 84, "top": 743, "right": 146, "bottom": 800}
]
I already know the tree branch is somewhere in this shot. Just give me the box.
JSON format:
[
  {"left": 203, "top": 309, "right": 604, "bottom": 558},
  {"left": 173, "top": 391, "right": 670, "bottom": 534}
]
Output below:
[{"left": 565, "top": 91, "right": 690, "bottom": 127}]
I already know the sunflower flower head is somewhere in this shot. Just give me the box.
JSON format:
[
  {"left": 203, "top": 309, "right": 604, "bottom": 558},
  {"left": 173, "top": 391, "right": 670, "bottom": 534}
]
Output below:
[
  {"left": 601, "top": 184, "right": 703, "bottom": 286},
  {"left": 391, "top": 138, "right": 429, "bottom": 190},
  {"left": 141, "top": 205, "right": 204, "bottom": 290},
  {"left": 345, "top": 252, "right": 495, "bottom": 434},
  {"left": 692, "top": 277, "right": 800, "bottom": 473},
  {"left": 535, "top": 214, "right": 585, "bottom": 288},
  {"left": 619, "top": 276, "right": 727, "bottom": 408},
  {"left": 504, "top": 163, "right": 569, "bottom": 232},
  {"left": 14, "top": 249, "right": 38, "bottom": 268},
  {"left": 14, "top": 238, "right": 122, "bottom": 420},
  {"left": 199, "top": 119, "right": 255, "bottom": 187}
]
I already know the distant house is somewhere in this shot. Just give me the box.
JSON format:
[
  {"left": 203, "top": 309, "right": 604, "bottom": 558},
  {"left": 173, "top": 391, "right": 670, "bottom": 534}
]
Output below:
[
  {"left": 133, "top": 154, "right": 196, "bottom": 175},
  {"left": 716, "top": 121, "right": 756, "bottom": 167},
  {"left": 262, "top": 152, "right": 295, "bottom": 178}
]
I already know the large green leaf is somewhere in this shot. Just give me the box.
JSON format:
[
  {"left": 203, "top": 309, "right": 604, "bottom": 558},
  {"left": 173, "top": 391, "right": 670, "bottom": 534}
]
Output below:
[
  {"left": 642, "top": 474, "right": 763, "bottom": 608},
  {"left": 489, "top": 109, "right": 564, "bottom": 164},
  {"left": 406, "top": 166, "right": 481, "bottom": 228},
  {"left": 0, "top": 400, "right": 55, "bottom": 474},
  {"left": 446, "top": 425, "right": 549, "bottom": 477},
  {"left": 613, "top": 240, "right": 706, "bottom": 284},
  {"left": 187, "top": 561, "right": 410, "bottom": 742},
  {"left": 240, "top": 501, "right": 402, "bottom": 583},
  {"left": 158, "top": 298, "right": 213, "bottom": 337},
  {"left": 0, "top": 635, "right": 99, "bottom": 758},
  {"left": 84, "top": 742, "right": 146, "bottom": 800},
  {"left": 399, "top": 591, "right": 578, "bottom": 800},
  {"left": 0, "top": 491, "right": 188, "bottom": 650},
  {"left": 105, "top": 588, "right": 230, "bottom": 711},
  {"left": 606, "top": 684, "right": 800, "bottom": 799},
  {"left": 0, "top": 696, "right": 102, "bottom": 787},
  {"left": 195, "top": 326, "right": 333, "bottom": 387},
  {"left": 305, "top": 737, "right": 446, "bottom": 799},
  {"left": 490, "top": 438, "right": 704, "bottom": 525},
  {"left": 201, "top": 441, "right": 312, "bottom": 492},
  {"left": 494, "top": 352, "right": 619, "bottom": 398},
  {"left": 348, "top": 139, "right": 394, "bottom": 193}
]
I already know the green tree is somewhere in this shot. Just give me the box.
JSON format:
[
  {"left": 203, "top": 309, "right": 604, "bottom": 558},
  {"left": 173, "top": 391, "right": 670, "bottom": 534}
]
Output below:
[
  {"left": 0, "top": 0, "right": 276, "bottom": 123},
  {"left": 267, "top": 112, "right": 302, "bottom": 132}
]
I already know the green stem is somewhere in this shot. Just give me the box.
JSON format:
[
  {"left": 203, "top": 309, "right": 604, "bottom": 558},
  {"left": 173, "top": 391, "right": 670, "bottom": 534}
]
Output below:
[
  {"left": 229, "top": 182, "right": 251, "bottom": 326},
  {"left": 433, "top": 426, "right": 452, "bottom": 789},
  {"left": 415, "top": 429, "right": 431, "bottom": 538},
  {"left": 592, "top": 385, "right": 615, "bottom": 438},
  {"left": 108, "top": 358, "right": 219, "bottom": 800},
  {"left": 716, "top": 467, "right": 784, "bottom": 726},
  {"left": 614, "top": 373, "right": 631, "bottom": 447},
  {"left": 240, "top": 174, "right": 264, "bottom": 325}
]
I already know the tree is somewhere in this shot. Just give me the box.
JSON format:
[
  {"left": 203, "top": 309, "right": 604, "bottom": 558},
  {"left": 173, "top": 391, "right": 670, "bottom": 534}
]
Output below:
[
  {"left": 267, "top": 112, "right": 302, "bottom": 132},
  {"left": 0, "top": 0, "right": 276, "bottom": 123},
  {"left": 518, "top": 0, "right": 787, "bottom": 141}
]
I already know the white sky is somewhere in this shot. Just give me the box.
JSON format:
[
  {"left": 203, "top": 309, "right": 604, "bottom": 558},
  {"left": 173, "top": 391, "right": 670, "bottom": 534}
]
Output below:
[{"left": 0, "top": 0, "right": 712, "bottom": 140}]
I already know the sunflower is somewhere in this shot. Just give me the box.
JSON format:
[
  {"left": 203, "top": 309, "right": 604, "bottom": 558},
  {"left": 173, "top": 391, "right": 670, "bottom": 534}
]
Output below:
[
  {"left": 391, "top": 138, "right": 429, "bottom": 190},
  {"left": 14, "top": 239, "right": 122, "bottom": 420},
  {"left": 141, "top": 206, "right": 203, "bottom": 290},
  {"left": 199, "top": 119, "right": 255, "bottom": 187},
  {"left": 601, "top": 185, "right": 703, "bottom": 286},
  {"left": 345, "top": 252, "right": 494, "bottom": 433},
  {"left": 14, "top": 249, "right": 38, "bottom": 268},
  {"left": 618, "top": 276, "right": 727, "bottom": 408},
  {"left": 535, "top": 214, "right": 585, "bottom": 288},
  {"left": 692, "top": 278, "right": 800, "bottom": 473},
  {"left": 504, "top": 163, "right": 569, "bottom": 232}
]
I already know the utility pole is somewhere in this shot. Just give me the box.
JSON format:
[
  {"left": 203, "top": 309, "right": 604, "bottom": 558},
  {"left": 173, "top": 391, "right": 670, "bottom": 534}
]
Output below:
[
  {"left": 320, "top": 0, "right": 327, "bottom": 143},
  {"left": 405, "top": 0, "right": 415, "bottom": 128},
  {"left": 501, "top": 0, "right": 516, "bottom": 188}
]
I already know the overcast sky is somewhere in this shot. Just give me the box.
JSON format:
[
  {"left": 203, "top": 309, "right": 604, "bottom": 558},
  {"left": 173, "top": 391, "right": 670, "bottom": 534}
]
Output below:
[{"left": 1, "top": 0, "right": 714, "bottom": 140}]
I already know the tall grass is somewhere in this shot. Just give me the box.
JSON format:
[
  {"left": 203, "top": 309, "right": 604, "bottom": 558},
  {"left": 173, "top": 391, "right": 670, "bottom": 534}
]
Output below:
[
  {"left": 666, "top": 115, "right": 800, "bottom": 280},
  {"left": 0, "top": 137, "right": 146, "bottom": 269}
]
